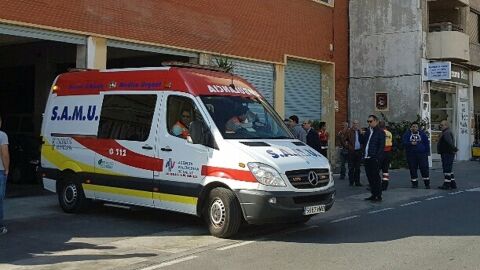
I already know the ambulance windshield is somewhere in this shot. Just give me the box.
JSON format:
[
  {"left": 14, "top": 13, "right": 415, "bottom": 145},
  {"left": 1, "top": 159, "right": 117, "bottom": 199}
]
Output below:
[{"left": 200, "top": 96, "right": 294, "bottom": 140}]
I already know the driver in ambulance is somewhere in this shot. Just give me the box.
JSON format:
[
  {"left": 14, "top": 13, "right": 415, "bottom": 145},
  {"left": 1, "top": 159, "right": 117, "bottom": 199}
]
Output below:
[
  {"left": 225, "top": 105, "right": 249, "bottom": 133},
  {"left": 172, "top": 109, "right": 191, "bottom": 139}
]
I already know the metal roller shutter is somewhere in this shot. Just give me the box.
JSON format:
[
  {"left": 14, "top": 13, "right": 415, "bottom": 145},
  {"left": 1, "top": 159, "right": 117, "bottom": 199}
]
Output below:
[
  {"left": 0, "top": 23, "right": 86, "bottom": 45},
  {"left": 212, "top": 57, "right": 275, "bottom": 104},
  {"left": 285, "top": 59, "right": 322, "bottom": 121}
]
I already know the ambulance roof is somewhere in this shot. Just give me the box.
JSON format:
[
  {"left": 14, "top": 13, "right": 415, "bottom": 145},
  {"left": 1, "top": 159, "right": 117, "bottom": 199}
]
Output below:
[{"left": 54, "top": 67, "right": 262, "bottom": 99}]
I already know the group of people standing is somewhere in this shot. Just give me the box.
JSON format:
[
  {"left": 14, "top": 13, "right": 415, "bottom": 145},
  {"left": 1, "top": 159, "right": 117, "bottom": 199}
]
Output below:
[
  {"left": 286, "top": 115, "right": 329, "bottom": 157},
  {"left": 397, "top": 119, "right": 457, "bottom": 190},
  {"left": 337, "top": 116, "right": 392, "bottom": 193},
  {"left": 335, "top": 115, "right": 458, "bottom": 203}
]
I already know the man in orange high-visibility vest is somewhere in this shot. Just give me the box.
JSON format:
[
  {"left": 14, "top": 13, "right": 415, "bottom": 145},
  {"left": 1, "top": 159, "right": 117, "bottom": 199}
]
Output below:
[
  {"left": 379, "top": 121, "right": 393, "bottom": 191},
  {"left": 172, "top": 109, "right": 191, "bottom": 139}
]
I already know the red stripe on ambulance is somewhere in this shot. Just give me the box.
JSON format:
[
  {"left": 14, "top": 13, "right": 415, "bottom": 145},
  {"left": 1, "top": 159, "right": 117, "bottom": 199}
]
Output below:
[
  {"left": 74, "top": 137, "right": 163, "bottom": 171},
  {"left": 201, "top": 166, "right": 257, "bottom": 182}
]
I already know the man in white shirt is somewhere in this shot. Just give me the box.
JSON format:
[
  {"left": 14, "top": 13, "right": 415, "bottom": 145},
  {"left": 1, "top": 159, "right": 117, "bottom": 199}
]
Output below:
[{"left": 0, "top": 116, "right": 10, "bottom": 235}]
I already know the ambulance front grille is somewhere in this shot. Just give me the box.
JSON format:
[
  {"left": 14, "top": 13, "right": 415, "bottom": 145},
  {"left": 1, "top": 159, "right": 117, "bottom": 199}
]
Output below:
[{"left": 285, "top": 168, "right": 330, "bottom": 189}]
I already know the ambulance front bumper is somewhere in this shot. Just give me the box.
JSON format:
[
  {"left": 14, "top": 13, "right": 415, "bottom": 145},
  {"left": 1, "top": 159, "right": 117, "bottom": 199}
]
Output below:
[{"left": 235, "top": 187, "right": 335, "bottom": 225}]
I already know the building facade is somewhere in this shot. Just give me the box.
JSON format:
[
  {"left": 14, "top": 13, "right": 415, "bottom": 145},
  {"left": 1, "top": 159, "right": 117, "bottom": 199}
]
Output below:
[
  {"left": 350, "top": 0, "right": 479, "bottom": 161},
  {"left": 0, "top": 0, "right": 348, "bottom": 161}
]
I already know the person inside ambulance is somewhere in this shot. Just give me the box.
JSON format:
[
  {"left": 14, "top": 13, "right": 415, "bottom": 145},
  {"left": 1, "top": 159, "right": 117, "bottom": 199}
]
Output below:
[
  {"left": 172, "top": 109, "right": 192, "bottom": 139},
  {"left": 225, "top": 105, "right": 249, "bottom": 133}
]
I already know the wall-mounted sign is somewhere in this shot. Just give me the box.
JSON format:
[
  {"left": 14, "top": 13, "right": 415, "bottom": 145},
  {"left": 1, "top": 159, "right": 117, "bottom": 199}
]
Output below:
[
  {"left": 427, "top": 62, "right": 451, "bottom": 81},
  {"left": 423, "top": 61, "right": 470, "bottom": 85},
  {"left": 375, "top": 92, "right": 388, "bottom": 111},
  {"left": 450, "top": 65, "right": 469, "bottom": 85}
]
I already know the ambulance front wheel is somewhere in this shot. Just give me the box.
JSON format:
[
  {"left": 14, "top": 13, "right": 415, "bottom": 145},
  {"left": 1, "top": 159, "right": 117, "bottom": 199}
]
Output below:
[
  {"left": 206, "top": 187, "right": 242, "bottom": 238},
  {"left": 58, "top": 176, "right": 89, "bottom": 213}
]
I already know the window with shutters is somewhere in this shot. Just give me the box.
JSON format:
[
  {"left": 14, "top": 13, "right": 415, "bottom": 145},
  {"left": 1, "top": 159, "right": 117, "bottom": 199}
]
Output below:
[{"left": 468, "top": 11, "right": 480, "bottom": 44}]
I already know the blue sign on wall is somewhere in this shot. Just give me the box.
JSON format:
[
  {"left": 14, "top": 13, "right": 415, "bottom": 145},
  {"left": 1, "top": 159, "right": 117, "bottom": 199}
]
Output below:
[{"left": 427, "top": 62, "right": 451, "bottom": 81}]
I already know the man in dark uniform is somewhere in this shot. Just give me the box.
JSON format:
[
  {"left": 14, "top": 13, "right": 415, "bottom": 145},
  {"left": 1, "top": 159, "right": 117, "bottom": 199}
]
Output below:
[
  {"left": 437, "top": 120, "right": 458, "bottom": 189},
  {"left": 362, "top": 115, "right": 385, "bottom": 202}
]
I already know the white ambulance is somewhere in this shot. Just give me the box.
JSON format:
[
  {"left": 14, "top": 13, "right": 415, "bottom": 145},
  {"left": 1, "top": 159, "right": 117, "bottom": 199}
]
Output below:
[{"left": 40, "top": 64, "right": 335, "bottom": 238}]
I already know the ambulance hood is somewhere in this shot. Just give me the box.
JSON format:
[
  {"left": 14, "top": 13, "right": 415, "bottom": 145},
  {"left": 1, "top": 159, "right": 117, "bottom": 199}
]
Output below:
[{"left": 226, "top": 140, "right": 331, "bottom": 174}]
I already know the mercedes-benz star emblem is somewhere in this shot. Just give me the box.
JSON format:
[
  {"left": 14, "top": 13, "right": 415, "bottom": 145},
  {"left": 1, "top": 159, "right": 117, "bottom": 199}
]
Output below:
[{"left": 308, "top": 171, "right": 319, "bottom": 186}]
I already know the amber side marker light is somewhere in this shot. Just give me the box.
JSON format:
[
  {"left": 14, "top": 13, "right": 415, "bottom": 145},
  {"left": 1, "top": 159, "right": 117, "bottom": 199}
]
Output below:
[
  {"left": 85, "top": 179, "right": 91, "bottom": 184},
  {"left": 52, "top": 85, "right": 59, "bottom": 93}
]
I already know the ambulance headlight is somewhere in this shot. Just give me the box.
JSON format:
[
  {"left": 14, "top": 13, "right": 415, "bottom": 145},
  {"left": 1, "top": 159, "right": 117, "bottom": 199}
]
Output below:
[{"left": 247, "top": 163, "right": 286, "bottom": 187}]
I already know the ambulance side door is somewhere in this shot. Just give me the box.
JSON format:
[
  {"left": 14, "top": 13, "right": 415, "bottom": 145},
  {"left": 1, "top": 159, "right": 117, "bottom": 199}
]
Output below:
[
  {"left": 154, "top": 92, "right": 211, "bottom": 214},
  {"left": 92, "top": 92, "right": 162, "bottom": 207}
]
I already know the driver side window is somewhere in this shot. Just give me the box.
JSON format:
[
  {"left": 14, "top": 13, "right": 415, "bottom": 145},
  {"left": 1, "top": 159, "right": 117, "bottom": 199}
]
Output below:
[{"left": 167, "top": 96, "right": 196, "bottom": 140}]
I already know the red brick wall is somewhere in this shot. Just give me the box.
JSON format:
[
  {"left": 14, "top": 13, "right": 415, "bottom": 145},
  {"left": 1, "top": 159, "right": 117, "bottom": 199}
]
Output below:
[
  {"left": 333, "top": 0, "right": 349, "bottom": 132},
  {"left": 0, "top": 0, "right": 348, "bottom": 129}
]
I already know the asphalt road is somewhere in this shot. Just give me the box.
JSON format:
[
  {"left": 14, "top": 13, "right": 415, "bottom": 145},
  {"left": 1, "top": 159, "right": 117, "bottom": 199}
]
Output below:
[
  {"left": 162, "top": 188, "right": 480, "bottom": 270},
  {"left": 1, "top": 161, "right": 479, "bottom": 270}
]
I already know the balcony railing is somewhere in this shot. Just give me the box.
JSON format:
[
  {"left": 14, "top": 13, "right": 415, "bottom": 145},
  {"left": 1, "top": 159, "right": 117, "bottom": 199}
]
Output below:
[{"left": 429, "top": 22, "right": 464, "bottom": 33}]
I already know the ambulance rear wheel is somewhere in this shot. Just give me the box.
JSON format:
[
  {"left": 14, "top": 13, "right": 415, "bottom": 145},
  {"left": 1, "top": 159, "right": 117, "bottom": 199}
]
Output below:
[
  {"left": 206, "top": 188, "right": 242, "bottom": 238},
  {"left": 58, "top": 177, "right": 88, "bottom": 213}
]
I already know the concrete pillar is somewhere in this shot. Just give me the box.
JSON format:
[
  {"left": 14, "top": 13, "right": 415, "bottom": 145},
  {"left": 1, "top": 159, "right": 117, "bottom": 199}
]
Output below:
[
  {"left": 274, "top": 64, "right": 285, "bottom": 118},
  {"left": 460, "top": 6, "right": 468, "bottom": 32},
  {"left": 199, "top": 53, "right": 212, "bottom": 65},
  {"left": 76, "top": 36, "right": 107, "bottom": 69},
  {"left": 76, "top": 44, "right": 87, "bottom": 69},
  {"left": 321, "top": 63, "right": 336, "bottom": 162}
]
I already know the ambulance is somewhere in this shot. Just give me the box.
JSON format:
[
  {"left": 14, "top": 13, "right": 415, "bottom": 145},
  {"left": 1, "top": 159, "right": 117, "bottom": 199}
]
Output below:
[{"left": 40, "top": 63, "right": 335, "bottom": 238}]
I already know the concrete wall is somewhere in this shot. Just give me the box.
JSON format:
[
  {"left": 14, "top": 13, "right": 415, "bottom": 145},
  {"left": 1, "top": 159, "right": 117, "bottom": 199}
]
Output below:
[
  {"left": 349, "top": 0, "right": 423, "bottom": 122},
  {"left": 471, "top": 0, "right": 480, "bottom": 12}
]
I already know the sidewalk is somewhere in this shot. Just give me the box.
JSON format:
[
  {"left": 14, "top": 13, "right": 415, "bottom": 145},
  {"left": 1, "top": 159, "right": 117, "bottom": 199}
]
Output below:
[{"left": 322, "top": 161, "right": 480, "bottom": 220}]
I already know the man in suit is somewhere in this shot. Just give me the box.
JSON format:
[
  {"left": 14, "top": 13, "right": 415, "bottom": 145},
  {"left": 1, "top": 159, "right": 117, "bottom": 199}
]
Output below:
[
  {"left": 362, "top": 115, "right": 385, "bottom": 202},
  {"left": 345, "top": 120, "right": 363, "bottom": 186},
  {"left": 303, "top": 120, "right": 322, "bottom": 154}
]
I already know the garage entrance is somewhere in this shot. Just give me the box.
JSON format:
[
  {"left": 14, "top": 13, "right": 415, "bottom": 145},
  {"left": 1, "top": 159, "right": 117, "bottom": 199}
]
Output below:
[{"left": 0, "top": 23, "right": 86, "bottom": 196}]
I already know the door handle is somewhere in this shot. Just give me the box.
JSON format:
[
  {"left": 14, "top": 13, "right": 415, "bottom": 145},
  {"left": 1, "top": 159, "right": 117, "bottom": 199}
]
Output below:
[
  {"left": 142, "top": 145, "right": 153, "bottom": 150},
  {"left": 160, "top": 147, "right": 172, "bottom": 152}
]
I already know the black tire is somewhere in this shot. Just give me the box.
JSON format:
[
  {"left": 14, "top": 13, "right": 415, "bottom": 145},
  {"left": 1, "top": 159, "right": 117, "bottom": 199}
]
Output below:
[
  {"left": 58, "top": 174, "right": 89, "bottom": 213},
  {"left": 205, "top": 187, "right": 242, "bottom": 238}
]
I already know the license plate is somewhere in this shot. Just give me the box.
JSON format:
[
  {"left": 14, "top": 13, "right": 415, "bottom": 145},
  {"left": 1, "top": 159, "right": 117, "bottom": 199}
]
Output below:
[{"left": 303, "top": 205, "right": 326, "bottom": 215}]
